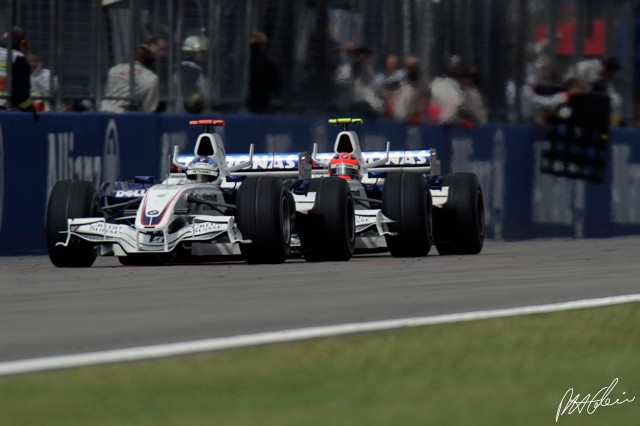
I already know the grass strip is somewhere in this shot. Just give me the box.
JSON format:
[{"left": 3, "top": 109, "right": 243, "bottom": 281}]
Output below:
[{"left": 1, "top": 303, "right": 638, "bottom": 425}]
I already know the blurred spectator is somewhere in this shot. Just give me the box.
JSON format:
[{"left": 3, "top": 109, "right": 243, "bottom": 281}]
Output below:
[
  {"left": 507, "top": 41, "right": 554, "bottom": 123},
  {"left": 101, "top": 44, "right": 159, "bottom": 113},
  {"left": 175, "top": 35, "right": 211, "bottom": 114},
  {"left": 145, "top": 34, "right": 168, "bottom": 111},
  {"left": 456, "top": 65, "right": 487, "bottom": 125},
  {"left": 27, "top": 51, "right": 54, "bottom": 111},
  {"left": 564, "top": 56, "right": 623, "bottom": 125},
  {"left": 333, "top": 41, "right": 357, "bottom": 110},
  {"left": 60, "top": 98, "right": 94, "bottom": 112},
  {"left": 563, "top": 58, "right": 603, "bottom": 88},
  {"left": 520, "top": 60, "right": 563, "bottom": 124},
  {"left": 391, "top": 57, "right": 423, "bottom": 123},
  {"left": 592, "top": 57, "right": 623, "bottom": 125},
  {"left": 352, "top": 47, "right": 384, "bottom": 115},
  {"left": 527, "top": 78, "right": 587, "bottom": 126},
  {"left": 246, "top": 32, "right": 281, "bottom": 114},
  {"left": 429, "top": 58, "right": 487, "bottom": 128},
  {"left": 145, "top": 34, "right": 167, "bottom": 60},
  {"left": 0, "top": 26, "right": 38, "bottom": 121},
  {"left": 333, "top": 41, "right": 357, "bottom": 85},
  {"left": 334, "top": 45, "right": 383, "bottom": 115},
  {"left": 373, "top": 54, "right": 406, "bottom": 116}
]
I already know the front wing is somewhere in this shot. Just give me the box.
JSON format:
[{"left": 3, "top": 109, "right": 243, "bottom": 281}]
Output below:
[{"left": 56, "top": 215, "right": 247, "bottom": 255}]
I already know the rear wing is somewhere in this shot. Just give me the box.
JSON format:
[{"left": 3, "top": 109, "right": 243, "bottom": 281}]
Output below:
[{"left": 176, "top": 149, "right": 440, "bottom": 177}]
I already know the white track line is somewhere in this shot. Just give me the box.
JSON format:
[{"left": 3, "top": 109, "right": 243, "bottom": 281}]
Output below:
[{"left": 1, "top": 294, "right": 639, "bottom": 377}]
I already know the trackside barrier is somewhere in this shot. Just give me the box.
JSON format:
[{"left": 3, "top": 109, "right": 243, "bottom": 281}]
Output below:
[{"left": 0, "top": 113, "right": 639, "bottom": 255}]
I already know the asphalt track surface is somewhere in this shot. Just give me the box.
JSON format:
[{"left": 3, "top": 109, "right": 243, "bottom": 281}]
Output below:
[{"left": 0, "top": 237, "right": 638, "bottom": 363}]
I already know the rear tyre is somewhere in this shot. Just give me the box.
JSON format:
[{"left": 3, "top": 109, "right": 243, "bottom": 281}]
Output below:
[
  {"left": 434, "top": 172, "right": 484, "bottom": 255},
  {"left": 299, "top": 177, "right": 355, "bottom": 262},
  {"left": 382, "top": 172, "right": 433, "bottom": 257},
  {"left": 236, "top": 176, "right": 292, "bottom": 264},
  {"left": 47, "top": 180, "right": 100, "bottom": 267}
]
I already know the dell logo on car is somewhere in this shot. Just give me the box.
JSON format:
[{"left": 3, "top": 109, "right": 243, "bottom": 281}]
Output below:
[{"left": 114, "top": 189, "right": 146, "bottom": 198}]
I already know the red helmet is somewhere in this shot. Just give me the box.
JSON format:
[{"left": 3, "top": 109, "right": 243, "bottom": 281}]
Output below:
[{"left": 329, "top": 152, "right": 360, "bottom": 179}]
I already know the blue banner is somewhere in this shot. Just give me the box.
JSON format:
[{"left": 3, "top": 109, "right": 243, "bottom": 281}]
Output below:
[{"left": 1, "top": 112, "right": 639, "bottom": 254}]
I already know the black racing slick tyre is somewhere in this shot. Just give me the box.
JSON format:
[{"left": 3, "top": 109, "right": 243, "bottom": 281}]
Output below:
[
  {"left": 382, "top": 172, "right": 433, "bottom": 257},
  {"left": 298, "top": 177, "right": 356, "bottom": 262},
  {"left": 236, "top": 176, "right": 292, "bottom": 264},
  {"left": 434, "top": 172, "right": 484, "bottom": 255},
  {"left": 46, "top": 180, "right": 100, "bottom": 267}
]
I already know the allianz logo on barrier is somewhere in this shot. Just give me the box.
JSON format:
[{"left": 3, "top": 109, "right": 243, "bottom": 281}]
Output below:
[
  {"left": 46, "top": 119, "right": 121, "bottom": 201},
  {"left": 47, "top": 132, "right": 102, "bottom": 187}
]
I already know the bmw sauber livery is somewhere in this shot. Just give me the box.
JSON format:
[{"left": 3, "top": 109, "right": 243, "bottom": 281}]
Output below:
[
  {"left": 47, "top": 118, "right": 484, "bottom": 267},
  {"left": 47, "top": 119, "right": 292, "bottom": 266}
]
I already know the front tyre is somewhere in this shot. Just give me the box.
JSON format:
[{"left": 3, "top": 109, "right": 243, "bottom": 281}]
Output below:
[
  {"left": 382, "top": 172, "right": 433, "bottom": 257},
  {"left": 299, "top": 177, "right": 355, "bottom": 262},
  {"left": 434, "top": 172, "right": 484, "bottom": 255},
  {"left": 236, "top": 176, "right": 292, "bottom": 264},
  {"left": 46, "top": 180, "right": 100, "bottom": 267}
]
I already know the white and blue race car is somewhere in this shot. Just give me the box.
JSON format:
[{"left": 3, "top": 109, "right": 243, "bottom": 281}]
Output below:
[
  {"left": 180, "top": 117, "right": 484, "bottom": 261},
  {"left": 289, "top": 118, "right": 484, "bottom": 260},
  {"left": 47, "top": 118, "right": 484, "bottom": 267},
  {"left": 47, "top": 119, "right": 294, "bottom": 266}
]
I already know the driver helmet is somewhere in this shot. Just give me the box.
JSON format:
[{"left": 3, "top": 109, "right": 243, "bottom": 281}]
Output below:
[
  {"left": 329, "top": 152, "right": 360, "bottom": 180},
  {"left": 186, "top": 156, "right": 219, "bottom": 183}
]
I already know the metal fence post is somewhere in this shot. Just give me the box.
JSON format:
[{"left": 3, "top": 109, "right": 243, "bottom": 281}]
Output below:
[
  {"left": 166, "top": 0, "right": 174, "bottom": 111},
  {"left": 55, "top": 0, "right": 63, "bottom": 109},
  {"left": 175, "top": 0, "right": 183, "bottom": 113},
  {"left": 95, "top": 0, "right": 104, "bottom": 111},
  {"left": 547, "top": 0, "right": 557, "bottom": 72},
  {"left": 128, "top": 0, "right": 138, "bottom": 110},
  {"left": 574, "top": 0, "right": 585, "bottom": 64},
  {"left": 5, "top": 0, "right": 14, "bottom": 106},
  {"left": 240, "top": 0, "right": 253, "bottom": 106}
]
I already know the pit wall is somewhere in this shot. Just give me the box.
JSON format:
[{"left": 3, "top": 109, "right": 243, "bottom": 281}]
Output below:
[{"left": 1, "top": 112, "right": 639, "bottom": 254}]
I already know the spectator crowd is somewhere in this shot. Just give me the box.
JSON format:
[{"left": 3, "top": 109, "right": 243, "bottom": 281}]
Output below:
[
  {"left": 511, "top": 39, "right": 623, "bottom": 127},
  {"left": 332, "top": 43, "right": 487, "bottom": 129},
  {"left": 0, "top": 24, "right": 627, "bottom": 131}
]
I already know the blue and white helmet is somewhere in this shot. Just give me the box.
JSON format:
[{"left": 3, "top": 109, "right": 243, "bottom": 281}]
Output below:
[{"left": 186, "top": 156, "right": 219, "bottom": 182}]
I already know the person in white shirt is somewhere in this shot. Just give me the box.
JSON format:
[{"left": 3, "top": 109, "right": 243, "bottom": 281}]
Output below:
[
  {"left": 101, "top": 45, "right": 159, "bottom": 113},
  {"left": 27, "top": 51, "right": 53, "bottom": 111}
]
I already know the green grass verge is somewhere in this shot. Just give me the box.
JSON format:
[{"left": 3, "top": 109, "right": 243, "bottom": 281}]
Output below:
[{"left": 1, "top": 303, "right": 638, "bottom": 426}]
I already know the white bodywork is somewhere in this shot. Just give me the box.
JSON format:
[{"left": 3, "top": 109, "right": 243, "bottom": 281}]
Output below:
[
  {"left": 59, "top": 180, "right": 246, "bottom": 255},
  {"left": 300, "top": 128, "right": 445, "bottom": 250},
  {"left": 57, "top": 128, "right": 254, "bottom": 257},
  {"left": 56, "top": 121, "right": 449, "bottom": 257}
]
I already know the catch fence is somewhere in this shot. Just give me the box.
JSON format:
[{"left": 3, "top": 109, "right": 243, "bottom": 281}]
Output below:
[{"left": 0, "top": 0, "right": 636, "bottom": 123}]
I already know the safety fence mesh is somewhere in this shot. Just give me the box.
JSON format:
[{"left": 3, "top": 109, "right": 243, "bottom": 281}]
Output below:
[{"left": 0, "top": 0, "right": 636, "bottom": 124}]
